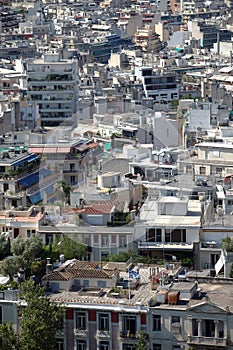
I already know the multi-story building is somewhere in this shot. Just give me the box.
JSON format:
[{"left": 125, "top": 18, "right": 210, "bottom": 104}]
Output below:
[
  {"left": 3, "top": 260, "right": 233, "bottom": 350},
  {"left": 27, "top": 52, "right": 78, "bottom": 127},
  {"left": 134, "top": 67, "right": 179, "bottom": 102},
  {"left": 190, "top": 20, "right": 232, "bottom": 50},
  {"left": 134, "top": 25, "right": 161, "bottom": 53},
  {"left": 134, "top": 196, "right": 201, "bottom": 263},
  {"left": 178, "top": 141, "right": 233, "bottom": 179}
]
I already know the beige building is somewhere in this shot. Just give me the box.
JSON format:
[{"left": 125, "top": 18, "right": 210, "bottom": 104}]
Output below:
[
  {"left": 134, "top": 25, "right": 161, "bottom": 53},
  {"left": 179, "top": 142, "right": 233, "bottom": 178}
]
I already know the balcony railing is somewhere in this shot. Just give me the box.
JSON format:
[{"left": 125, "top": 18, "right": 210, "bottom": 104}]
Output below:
[
  {"left": 138, "top": 241, "right": 193, "bottom": 250},
  {"left": 97, "top": 330, "right": 111, "bottom": 338},
  {"left": 187, "top": 335, "right": 227, "bottom": 347},
  {"left": 120, "top": 332, "right": 139, "bottom": 339},
  {"left": 74, "top": 329, "right": 88, "bottom": 337}
]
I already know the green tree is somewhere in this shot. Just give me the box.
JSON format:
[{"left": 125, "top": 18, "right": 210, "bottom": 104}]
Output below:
[
  {"left": 11, "top": 236, "right": 43, "bottom": 270},
  {"left": 20, "top": 281, "right": 64, "bottom": 350},
  {"left": 136, "top": 330, "right": 149, "bottom": 350},
  {"left": 59, "top": 235, "right": 86, "bottom": 260},
  {"left": 0, "top": 236, "right": 11, "bottom": 260},
  {"left": 0, "top": 257, "right": 22, "bottom": 282},
  {"left": 221, "top": 237, "right": 233, "bottom": 253},
  {"left": 0, "top": 321, "right": 19, "bottom": 350}
]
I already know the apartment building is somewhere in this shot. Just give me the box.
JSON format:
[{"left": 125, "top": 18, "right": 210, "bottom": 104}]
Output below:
[
  {"left": 134, "top": 67, "right": 179, "bottom": 102},
  {"left": 27, "top": 52, "right": 78, "bottom": 127},
  {"left": 179, "top": 141, "right": 233, "bottom": 178},
  {"left": 190, "top": 20, "right": 232, "bottom": 49},
  {"left": 134, "top": 25, "right": 161, "bottom": 53},
  {"left": 38, "top": 206, "right": 134, "bottom": 261},
  {"left": 134, "top": 196, "right": 201, "bottom": 262}
]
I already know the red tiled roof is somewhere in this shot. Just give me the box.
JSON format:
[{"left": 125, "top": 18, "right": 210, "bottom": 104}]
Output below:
[
  {"left": 43, "top": 271, "right": 72, "bottom": 281},
  {"left": 83, "top": 203, "right": 115, "bottom": 215},
  {"left": 42, "top": 259, "right": 116, "bottom": 281}
]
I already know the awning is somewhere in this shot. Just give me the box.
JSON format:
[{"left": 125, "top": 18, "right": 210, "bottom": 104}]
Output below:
[
  {"left": 29, "top": 192, "right": 43, "bottom": 204},
  {"left": 45, "top": 184, "right": 54, "bottom": 195},
  {"left": 27, "top": 154, "right": 39, "bottom": 163},
  {"left": 215, "top": 251, "right": 225, "bottom": 276},
  {"left": 12, "top": 154, "right": 39, "bottom": 167},
  {"left": 18, "top": 168, "right": 52, "bottom": 188},
  {"left": 19, "top": 172, "right": 39, "bottom": 188}
]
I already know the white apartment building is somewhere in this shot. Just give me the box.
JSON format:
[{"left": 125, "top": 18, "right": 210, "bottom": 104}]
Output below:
[
  {"left": 27, "top": 52, "right": 78, "bottom": 127},
  {"left": 134, "top": 67, "right": 179, "bottom": 102},
  {"left": 134, "top": 196, "right": 201, "bottom": 262},
  {"left": 180, "top": 0, "right": 196, "bottom": 13}
]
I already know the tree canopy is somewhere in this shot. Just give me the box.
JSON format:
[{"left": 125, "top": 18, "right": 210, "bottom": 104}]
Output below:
[
  {"left": 221, "top": 237, "right": 233, "bottom": 253},
  {"left": 0, "top": 236, "right": 11, "bottom": 260},
  {"left": 0, "top": 321, "right": 19, "bottom": 350},
  {"left": 20, "top": 281, "right": 64, "bottom": 350},
  {"left": 0, "top": 256, "right": 22, "bottom": 282},
  {"left": 11, "top": 236, "right": 43, "bottom": 268},
  {"left": 0, "top": 236, "right": 43, "bottom": 282},
  {"left": 59, "top": 235, "right": 86, "bottom": 260}
]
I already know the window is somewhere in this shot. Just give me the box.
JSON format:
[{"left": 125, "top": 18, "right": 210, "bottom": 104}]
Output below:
[
  {"left": 94, "top": 235, "right": 99, "bottom": 245},
  {"left": 165, "top": 229, "right": 186, "bottom": 243},
  {"left": 122, "top": 315, "right": 137, "bottom": 336},
  {"left": 83, "top": 280, "right": 89, "bottom": 287},
  {"left": 186, "top": 164, "right": 192, "bottom": 174},
  {"left": 56, "top": 340, "right": 64, "bottom": 350},
  {"left": 27, "top": 230, "right": 31, "bottom": 238},
  {"left": 70, "top": 163, "right": 75, "bottom": 171},
  {"left": 200, "top": 166, "right": 206, "bottom": 175},
  {"left": 122, "top": 345, "right": 136, "bottom": 350},
  {"left": 171, "top": 316, "right": 180, "bottom": 324},
  {"left": 98, "top": 313, "right": 109, "bottom": 331},
  {"left": 153, "top": 345, "right": 162, "bottom": 350},
  {"left": 146, "top": 228, "right": 155, "bottom": 242},
  {"left": 70, "top": 176, "right": 76, "bottom": 185},
  {"left": 216, "top": 167, "right": 222, "bottom": 175},
  {"left": 119, "top": 236, "right": 127, "bottom": 247},
  {"left": 156, "top": 229, "right": 162, "bottom": 242},
  {"left": 76, "top": 311, "right": 86, "bottom": 330},
  {"left": 111, "top": 235, "right": 116, "bottom": 244},
  {"left": 101, "top": 236, "right": 109, "bottom": 247},
  {"left": 97, "top": 280, "right": 107, "bottom": 288},
  {"left": 153, "top": 315, "right": 161, "bottom": 331},
  {"left": 77, "top": 340, "right": 86, "bottom": 350},
  {"left": 172, "top": 346, "right": 181, "bottom": 350},
  {"left": 99, "top": 341, "right": 110, "bottom": 350}
]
